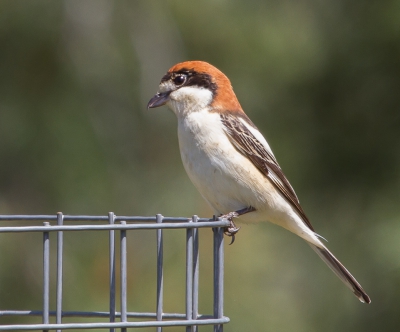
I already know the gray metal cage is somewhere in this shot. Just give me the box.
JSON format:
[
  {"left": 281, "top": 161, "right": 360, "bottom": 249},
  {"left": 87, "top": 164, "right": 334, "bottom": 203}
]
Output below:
[{"left": 0, "top": 213, "right": 230, "bottom": 331}]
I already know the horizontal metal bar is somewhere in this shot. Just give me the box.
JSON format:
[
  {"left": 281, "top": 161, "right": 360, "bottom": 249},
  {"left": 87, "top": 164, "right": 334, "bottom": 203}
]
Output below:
[
  {"left": 0, "top": 215, "right": 215, "bottom": 223},
  {"left": 0, "top": 311, "right": 219, "bottom": 319},
  {"left": 0, "top": 317, "right": 230, "bottom": 330},
  {"left": 0, "top": 221, "right": 229, "bottom": 233}
]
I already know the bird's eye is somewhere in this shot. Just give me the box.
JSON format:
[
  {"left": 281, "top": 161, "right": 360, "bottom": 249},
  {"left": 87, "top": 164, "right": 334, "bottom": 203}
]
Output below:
[{"left": 173, "top": 75, "right": 186, "bottom": 86}]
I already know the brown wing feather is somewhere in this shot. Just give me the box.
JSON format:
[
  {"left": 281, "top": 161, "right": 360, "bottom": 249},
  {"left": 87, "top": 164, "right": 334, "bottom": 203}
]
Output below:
[{"left": 220, "top": 113, "right": 314, "bottom": 231}]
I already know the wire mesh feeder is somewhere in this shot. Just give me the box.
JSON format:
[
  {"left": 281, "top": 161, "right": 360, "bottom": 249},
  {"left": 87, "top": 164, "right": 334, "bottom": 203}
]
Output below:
[{"left": 0, "top": 213, "right": 230, "bottom": 331}]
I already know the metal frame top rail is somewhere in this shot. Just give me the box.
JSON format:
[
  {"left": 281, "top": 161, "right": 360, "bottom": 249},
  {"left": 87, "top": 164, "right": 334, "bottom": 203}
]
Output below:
[
  {"left": 0, "top": 213, "right": 230, "bottom": 331},
  {"left": 0, "top": 215, "right": 217, "bottom": 222}
]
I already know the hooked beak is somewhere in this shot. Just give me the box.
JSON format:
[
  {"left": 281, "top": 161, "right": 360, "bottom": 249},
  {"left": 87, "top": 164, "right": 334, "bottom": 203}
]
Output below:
[{"left": 147, "top": 91, "right": 171, "bottom": 109}]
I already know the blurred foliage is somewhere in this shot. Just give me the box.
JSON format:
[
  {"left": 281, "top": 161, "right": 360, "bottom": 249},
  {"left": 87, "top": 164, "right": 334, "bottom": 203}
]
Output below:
[{"left": 0, "top": 0, "right": 399, "bottom": 331}]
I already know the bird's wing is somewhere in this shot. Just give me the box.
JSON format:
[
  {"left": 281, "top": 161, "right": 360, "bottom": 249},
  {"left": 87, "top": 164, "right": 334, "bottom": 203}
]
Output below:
[{"left": 220, "top": 113, "right": 314, "bottom": 231}]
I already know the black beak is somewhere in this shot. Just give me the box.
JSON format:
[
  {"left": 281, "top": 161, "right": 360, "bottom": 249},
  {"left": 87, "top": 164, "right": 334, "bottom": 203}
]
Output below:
[{"left": 147, "top": 91, "right": 171, "bottom": 109}]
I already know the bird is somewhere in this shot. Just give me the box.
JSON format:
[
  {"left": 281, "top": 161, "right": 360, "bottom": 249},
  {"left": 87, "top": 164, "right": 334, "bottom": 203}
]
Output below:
[{"left": 147, "top": 60, "right": 371, "bottom": 304}]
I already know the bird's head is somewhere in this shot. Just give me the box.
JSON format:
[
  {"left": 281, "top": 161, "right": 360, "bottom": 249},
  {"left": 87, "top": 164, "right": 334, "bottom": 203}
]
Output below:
[{"left": 147, "top": 61, "right": 242, "bottom": 116}]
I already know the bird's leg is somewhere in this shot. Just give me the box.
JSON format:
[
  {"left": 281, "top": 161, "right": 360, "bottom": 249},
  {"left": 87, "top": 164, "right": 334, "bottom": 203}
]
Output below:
[{"left": 221, "top": 206, "right": 256, "bottom": 244}]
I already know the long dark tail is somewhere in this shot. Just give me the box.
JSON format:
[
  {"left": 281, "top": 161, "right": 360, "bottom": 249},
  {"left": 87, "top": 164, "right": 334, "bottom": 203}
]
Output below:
[{"left": 308, "top": 243, "right": 371, "bottom": 303}]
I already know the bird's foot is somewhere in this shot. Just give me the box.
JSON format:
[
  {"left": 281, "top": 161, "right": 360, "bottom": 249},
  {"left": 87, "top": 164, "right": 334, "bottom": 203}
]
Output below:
[{"left": 221, "top": 212, "right": 241, "bottom": 245}]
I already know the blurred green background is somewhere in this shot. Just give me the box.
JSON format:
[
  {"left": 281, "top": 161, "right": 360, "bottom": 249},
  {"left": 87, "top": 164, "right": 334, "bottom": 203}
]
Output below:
[{"left": 0, "top": 0, "right": 399, "bottom": 331}]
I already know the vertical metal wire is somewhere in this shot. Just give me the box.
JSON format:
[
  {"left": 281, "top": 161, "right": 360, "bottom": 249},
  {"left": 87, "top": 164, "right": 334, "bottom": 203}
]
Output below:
[
  {"left": 109, "top": 212, "right": 116, "bottom": 332},
  {"left": 192, "top": 215, "right": 199, "bottom": 332},
  {"left": 186, "top": 218, "right": 194, "bottom": 332},
  {"left": 56, "top": 213, "right": 64, "bottom": 332},
  {"left": 213, "top": 219, "right": 218, "bottom": 332},
  {"left": 213, "top": 218, "right": 224, "bottom": 332},
  {"left": 218, "top": 225, "right": 225, "bottom": 332},
  {"left": 120, "top": 220, "right": 127, "bottom": 332},
  {"left": 42, "top": 222, "right": 50, "bottom": 332},
  {"left": 156, "top": 214, "right": 164, "bottom": 332}
]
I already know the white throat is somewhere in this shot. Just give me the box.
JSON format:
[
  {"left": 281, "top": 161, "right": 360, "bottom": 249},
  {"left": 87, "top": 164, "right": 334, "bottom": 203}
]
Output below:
[{"left": 166, "top": 86, "right": 213, "bottom": 116}]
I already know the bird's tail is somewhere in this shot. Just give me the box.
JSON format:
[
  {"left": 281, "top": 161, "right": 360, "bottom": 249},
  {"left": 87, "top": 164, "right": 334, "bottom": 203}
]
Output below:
[{"left": 308, "top": 243, "right": 371, "bottom": 304}]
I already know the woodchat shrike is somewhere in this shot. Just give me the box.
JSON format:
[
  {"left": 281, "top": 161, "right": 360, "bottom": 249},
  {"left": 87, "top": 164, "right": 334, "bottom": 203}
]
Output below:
[{"left": 148, "top": 60, "right": 371, "bottom": 304}]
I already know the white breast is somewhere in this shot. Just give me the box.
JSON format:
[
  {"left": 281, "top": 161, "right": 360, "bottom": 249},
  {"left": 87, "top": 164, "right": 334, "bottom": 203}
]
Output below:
[{"left": 176, "top": 109, "right": 274, "bottom": 217}]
